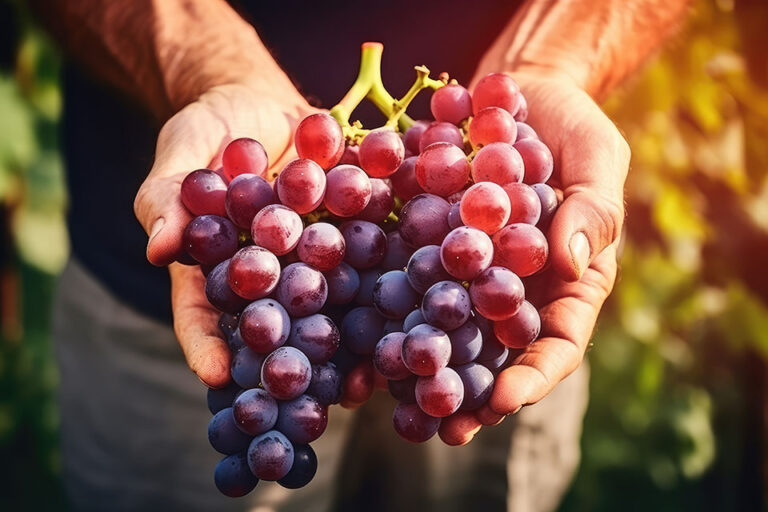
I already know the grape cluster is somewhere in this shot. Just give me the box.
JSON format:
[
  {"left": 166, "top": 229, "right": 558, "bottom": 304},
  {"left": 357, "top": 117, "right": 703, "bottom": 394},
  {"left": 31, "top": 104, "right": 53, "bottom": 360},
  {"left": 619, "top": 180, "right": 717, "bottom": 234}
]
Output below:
[{"left": 174, "top": 65, "right": 557, "bottom": 497}]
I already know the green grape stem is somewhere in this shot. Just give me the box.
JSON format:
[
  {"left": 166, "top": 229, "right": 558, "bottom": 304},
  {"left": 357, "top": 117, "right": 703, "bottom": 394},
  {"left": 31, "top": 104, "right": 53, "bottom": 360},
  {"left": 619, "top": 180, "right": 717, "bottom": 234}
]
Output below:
[{"left": 330, "top": 42, "right": 446, "bottom": 137}]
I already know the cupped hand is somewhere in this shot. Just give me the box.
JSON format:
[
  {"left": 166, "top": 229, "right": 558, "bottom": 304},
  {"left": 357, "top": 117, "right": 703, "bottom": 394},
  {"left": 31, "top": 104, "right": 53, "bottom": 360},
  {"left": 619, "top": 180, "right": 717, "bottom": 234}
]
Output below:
[
  {"left": 133, "top": 82, "right": 313, "bottom": 388},
  {"left": 440, "top": 71, "right": 630, "bottom": 445}
]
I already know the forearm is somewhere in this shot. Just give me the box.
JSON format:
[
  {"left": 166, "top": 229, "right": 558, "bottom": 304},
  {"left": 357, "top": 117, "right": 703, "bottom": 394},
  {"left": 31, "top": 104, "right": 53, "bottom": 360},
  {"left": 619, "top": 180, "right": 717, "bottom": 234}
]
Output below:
[
  {"left": 31, "top": 0, "right": 304, "bottom": 119},
  {"left": 476, "top": 0, "right": 692, "bottom": 99}
]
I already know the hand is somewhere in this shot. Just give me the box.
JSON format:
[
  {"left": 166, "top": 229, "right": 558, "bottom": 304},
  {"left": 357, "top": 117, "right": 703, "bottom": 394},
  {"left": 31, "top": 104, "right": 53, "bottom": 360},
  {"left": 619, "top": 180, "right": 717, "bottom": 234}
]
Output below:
[
  {"left": 133, "top": 82, "right": 313, "bottom": 388},
  {"left": 440, "top": 71, "right": 630, "bottom": 445}
]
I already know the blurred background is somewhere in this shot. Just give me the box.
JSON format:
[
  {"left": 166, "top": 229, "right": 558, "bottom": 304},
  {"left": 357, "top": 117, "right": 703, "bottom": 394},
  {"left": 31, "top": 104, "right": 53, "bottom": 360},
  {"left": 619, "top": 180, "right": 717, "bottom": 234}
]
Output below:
[{"left": 1, "top": 0, "right": 767, "bottom": 510}]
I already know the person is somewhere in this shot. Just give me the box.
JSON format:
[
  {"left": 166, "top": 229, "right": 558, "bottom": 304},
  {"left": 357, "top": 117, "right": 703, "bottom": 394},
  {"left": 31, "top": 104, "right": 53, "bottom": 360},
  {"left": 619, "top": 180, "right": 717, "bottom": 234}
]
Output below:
[{"left": 31, "top": 0, "right": 690, "bottom": 510}]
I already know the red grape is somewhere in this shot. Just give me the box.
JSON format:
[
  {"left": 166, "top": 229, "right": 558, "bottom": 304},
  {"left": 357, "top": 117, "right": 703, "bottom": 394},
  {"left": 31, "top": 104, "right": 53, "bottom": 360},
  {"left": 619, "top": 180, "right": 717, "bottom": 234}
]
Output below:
[
  {"left": 342, "top": 359, "right": 375, "bottom": 405},
  {"left": 296, "top": 222, "right": 345, "bottom": 271},
  {"left": 440, "top": 226, "right": 494, "bottom": 280},
  {"left": 415, "top": 367, "right": 464, "bottom": 417},
  {"left": 225, "top": 173, "right": 275, "bottom": 229},
  {"left": 275, "top": 394, "right": 328, "bottom": 444},
  {"left": 181, "top": 169, "right": 228, "bottom": 216},
  {"left": 472, "top": 72, "right": 521, "bottom": 116},
  {"left": 390, "top": 156, "right": 424, "bottom": 201},
  {"left": 373, "top": 332, "right": 411, "bottom": 380},
  {"left": 324, "top": 164, "right": 372, "bottom": 217},
  {"left": 494, "top": 300, "right": 541, "bottom": 348},
  {"left": 222, "top": 138, "right": 269, "bottom": 181},
  {"left": 418, "top": 122, "right": 464, "bottom": 152},
  {"left": 232, "top": 388, "right": 278, "bottom": 435},
  {"left": 503, "top": 182, "right": 541, "bottom": 225},
  {"left": 515, "top": 138, "right": 554, "bottom": 184},
  {"left": 239, "top": 298, "right": 291, "bottom": 353},
  {"left": 468, "top": 107, "right": 517, "bottom": 147},
  {"left": 460, "top": 182, "right": 511, "bottom": 234},
  {"left": 276, "top": 159, "right": 327, "bottom": 214},
  {"left": 338, "top": 144, "right": 360, "bottom": 166},
  {"left": 358, "top": 128, "right": 405, "bottom": 178},
  {"left": 470, "top": 142, "right": 524, "bottom": 185},
  {"left": 228, "top": 246, "right": 281, "bottom": 300},
  {"left": 261, "top": 346, "right": 312, "bottom": 401},
  {"left": 469, "top": 266, "right": 524, "bottom": 321},
  {"left": 251, "top": 204, "right": 303, "bottom": 256},
  {"left": 294, "top": 113, "right": 344, "bottom": 170},
  {"left": 414, "top": 142, "right": 470, "bottom": 197},
  {"left": 492, "top": 224, "right": 548, "bottom": 277},
  {"left": 430, "top": 83, "right": 472, "bottom": 125},
  {"left": 514, "top": 93, "right": 528, "bottom": 121}
]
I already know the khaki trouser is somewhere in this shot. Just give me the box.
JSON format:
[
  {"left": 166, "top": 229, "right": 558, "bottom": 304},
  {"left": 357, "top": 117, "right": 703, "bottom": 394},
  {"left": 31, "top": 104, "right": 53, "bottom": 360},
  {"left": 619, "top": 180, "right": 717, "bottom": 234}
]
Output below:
[{"left": 53, "top": 258, "right": 589, "bottom": 512}]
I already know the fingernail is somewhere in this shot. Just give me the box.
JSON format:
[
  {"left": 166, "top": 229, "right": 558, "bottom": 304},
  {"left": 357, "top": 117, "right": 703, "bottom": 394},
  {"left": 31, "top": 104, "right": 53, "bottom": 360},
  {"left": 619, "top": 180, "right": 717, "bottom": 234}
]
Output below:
[
  {"left": 511, "top": 405, "right": 523, "bottom": 415},
  {"left": 569, "top": 232, "right": 590, "bottom": 279},
  {"left": 149, "top": 217, "right": 165, "bottom": 245}
]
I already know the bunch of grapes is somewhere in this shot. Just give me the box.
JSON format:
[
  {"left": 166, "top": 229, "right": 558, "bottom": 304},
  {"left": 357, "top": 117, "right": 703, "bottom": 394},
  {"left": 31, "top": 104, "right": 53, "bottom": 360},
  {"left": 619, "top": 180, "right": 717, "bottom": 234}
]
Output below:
[{"left": 172, "top": 44, "right": 558, "bottom": 498}]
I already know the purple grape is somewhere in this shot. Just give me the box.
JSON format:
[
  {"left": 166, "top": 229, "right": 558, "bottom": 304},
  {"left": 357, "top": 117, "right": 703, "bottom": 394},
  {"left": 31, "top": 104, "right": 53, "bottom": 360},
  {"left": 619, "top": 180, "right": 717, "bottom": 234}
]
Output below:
[
  {"left": 232, "top": 388, "right": 278, "bottom": 435},
  {"left": 207, "top": 381, "right": 242, "bottom": 415},
  {"left": 415, "top": 367, "right": 464, "bottom": 417},
  {"left": 455, "top": 362, "right": 495, "bottom": 411},
  {"left": 275, "top": 263, "right": 328, "bottom": 317},
  {"left": 532, "top": 183, "right": 558, "bottom": 230},
  {"left": 355, "top": 268, "right": 382, "bottom": 306},
  {"left": 181, "top": 169, "right": 227, "bottom": 217},
  {"left": 447, "top": 201, "right": 464, "bottom": 229},
  {"left": 406, "top": 245, "right": 452, "bottom": 294},
  {"left": 307, "top": 362, "right": 343, "bottom": 405},
  {"left": 205, "top": 259, "right": 249, "bottom": 314},
  {"left": 402, "top": 309, "right": 426, "bottom": 333},
  {"left": 261, "top": 347, "right": 312, "bottom": 400},
  {"left": 225, "top": 173, "right": 274, "bottom": 229},
  {"left": 340, "top": 220, "right": 387, "bottom": 269},
  {"left": 340, "top": 306, "right": 386, "bottom": 355},
  {"left": 392, "top": 402, "right": 441, "bottom": 443},
  {"left": 287, "top": 314, "right": 340, "bottom": 364},
  {"left": 418, "top": 122, "right": 464, "bottom": 152},
  {"left": 398, "top": 194, "right": 451, "bottom": 248},
  {"left": 218, "top": 312, "right": 239, "bottom": 339},
  {"left": 401, "top": 323, "right": 451, "bottom": 376},
  {"left": 231, "top": 347, "right": 265, "bottom": 389},
  {"left": 214, "top": 453, "right": 258, "bottom": 498},
  {"left": 421, "top": 281, "right": 471, "bottom": 332},
  {"left": 381, "top": 231, "right": 414, "bottom": 271},
  {"left": 277, "top": 443, "right": 317, "bottom": 489},
  {"left": 208, "top": 407, "right": 253, "bottom": 455},
  {"left": 383, "top": 319, "right": 404, "bottom": 334},
  {"left": 373, "top": 332, "right": 411, "bottom": 380},
  {"left": 182, "top": 215, "right": 238, "bottom": 265},
  {"left": 247, "top": 430, "right": 294, "bottom": 481},
  {"left": 447, "top": 320, "right": 483, "bottom": 365},
  {"left": 324, "top": 262, "right": 360, "bottom": 305},
  {"left": 275, "top": 394, "right": 328, "bottom": 444},
  {"left": 390, "top": 156, "right": 424, "bottom": 202},
  {"left": 515, "top": 121, "right": 538, "bottom": 142},
  {"left": 228, "top": 327, "right": 246, "bottom": 353},
  {"left": 356, "top": 178, "right": 395, "bottom": 223},
  {"left": 403, "top": 120, "right": 429, "bottom": 154},
  {"left": 373, "top": 270, "right": 419, "bottom": 320},
  {"left": 388, "top": 375, "right": 417, "bottom": 403},
  {"left": 329, "top": 345, "right": 361, "bottom": 375},
  {"left": 239, "top": 299, "right": 291, "bottom": 354}
]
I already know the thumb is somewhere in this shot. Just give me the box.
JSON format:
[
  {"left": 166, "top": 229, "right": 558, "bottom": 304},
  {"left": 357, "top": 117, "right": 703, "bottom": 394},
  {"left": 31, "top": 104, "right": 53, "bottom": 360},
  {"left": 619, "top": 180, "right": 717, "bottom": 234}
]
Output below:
[
  {"left": 548, "top": 187, "right": 624, "bottom": 281},
  {"left": 134, "top": 174, "right": 193, "bottom": 266}
]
